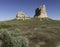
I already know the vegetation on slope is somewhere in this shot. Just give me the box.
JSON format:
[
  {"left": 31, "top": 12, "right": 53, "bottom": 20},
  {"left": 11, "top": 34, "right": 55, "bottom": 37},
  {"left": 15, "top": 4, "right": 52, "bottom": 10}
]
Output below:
[{"left": 0, "top": 19, "right": 60, "bottom": 47}]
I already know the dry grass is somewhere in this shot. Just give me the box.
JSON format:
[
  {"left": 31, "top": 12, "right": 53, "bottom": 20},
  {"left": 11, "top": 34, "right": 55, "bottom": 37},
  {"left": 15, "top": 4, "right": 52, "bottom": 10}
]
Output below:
[{"left": 0, "top": 19, "right": 60, "bottom": 47}]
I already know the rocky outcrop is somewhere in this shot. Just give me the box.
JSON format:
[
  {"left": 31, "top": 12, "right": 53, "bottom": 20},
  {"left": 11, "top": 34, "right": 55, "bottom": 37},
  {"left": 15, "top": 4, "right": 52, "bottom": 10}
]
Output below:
[
  {"left": 16, "top": 5, "right": 48, "bottom": 21},
  {"left": 16, "top": 12, "right": 30, "bottom": 20},
  {"left": 34, "top": 5, "right": 48, "bottom": 20}
]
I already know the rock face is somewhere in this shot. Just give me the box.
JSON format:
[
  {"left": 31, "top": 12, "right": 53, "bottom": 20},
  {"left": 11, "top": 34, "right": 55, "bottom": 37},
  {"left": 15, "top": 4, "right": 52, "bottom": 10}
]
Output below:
[
  {"left": 16, "top": 12, "right": 30, "bottom": 20},
  {"left": 34, "top": 5, "right": 48, "bottom": 19}
]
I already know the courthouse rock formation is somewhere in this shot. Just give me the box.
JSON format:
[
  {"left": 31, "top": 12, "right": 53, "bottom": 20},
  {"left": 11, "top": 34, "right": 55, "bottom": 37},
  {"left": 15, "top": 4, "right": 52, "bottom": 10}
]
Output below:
[{"left": 16, "top": 12, "right": 30, "bottom": 20}]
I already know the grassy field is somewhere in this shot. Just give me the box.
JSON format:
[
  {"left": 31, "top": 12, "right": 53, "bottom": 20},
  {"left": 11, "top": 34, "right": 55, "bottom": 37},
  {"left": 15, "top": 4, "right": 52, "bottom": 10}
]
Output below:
[{"left": 0, "top": 18, "right": 60, "bottom": 47}]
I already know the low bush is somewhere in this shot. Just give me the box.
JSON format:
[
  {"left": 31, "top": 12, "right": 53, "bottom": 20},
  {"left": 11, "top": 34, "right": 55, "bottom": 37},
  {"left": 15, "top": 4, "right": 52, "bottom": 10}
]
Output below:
[{"left": 0, "top": 29, "right": 29, "bottom": 47}]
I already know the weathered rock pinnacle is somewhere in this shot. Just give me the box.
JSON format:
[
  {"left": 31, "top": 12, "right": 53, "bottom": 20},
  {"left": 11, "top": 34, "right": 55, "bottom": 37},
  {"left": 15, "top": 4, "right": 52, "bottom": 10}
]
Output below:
[{"left": 34, "top": 5, "right": 48, "bottom": 20}]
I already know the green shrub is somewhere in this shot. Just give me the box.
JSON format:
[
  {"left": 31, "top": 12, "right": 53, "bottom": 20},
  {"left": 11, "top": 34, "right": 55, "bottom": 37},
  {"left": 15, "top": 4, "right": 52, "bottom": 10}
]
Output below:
[
  {"left": 0, "top": 31, "right": 12, "bottom": 47},
  {"left": 0, "top": 29, "right": 29, "bottom": 47},
  {"left": 11, "top": 36, "right": 29, "bottom": 47}
]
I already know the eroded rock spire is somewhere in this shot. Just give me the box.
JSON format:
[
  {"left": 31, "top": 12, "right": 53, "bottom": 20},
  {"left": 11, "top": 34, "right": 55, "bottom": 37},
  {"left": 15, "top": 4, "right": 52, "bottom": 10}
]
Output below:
[{"left": 34, "top": 5, "right": 48, "bottom": 20}]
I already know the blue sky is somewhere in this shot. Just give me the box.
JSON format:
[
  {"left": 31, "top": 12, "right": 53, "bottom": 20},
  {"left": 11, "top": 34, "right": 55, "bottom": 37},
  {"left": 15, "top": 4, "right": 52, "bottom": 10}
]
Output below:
[{"left": 0, "top": 0, "right": 60, "bottom": 21}]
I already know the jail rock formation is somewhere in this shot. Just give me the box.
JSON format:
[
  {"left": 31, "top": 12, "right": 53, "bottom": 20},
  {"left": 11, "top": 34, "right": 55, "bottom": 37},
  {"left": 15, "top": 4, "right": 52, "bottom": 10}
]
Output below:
[{"left": 34, "top": 5, "right": 48, "bottom": 20}]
